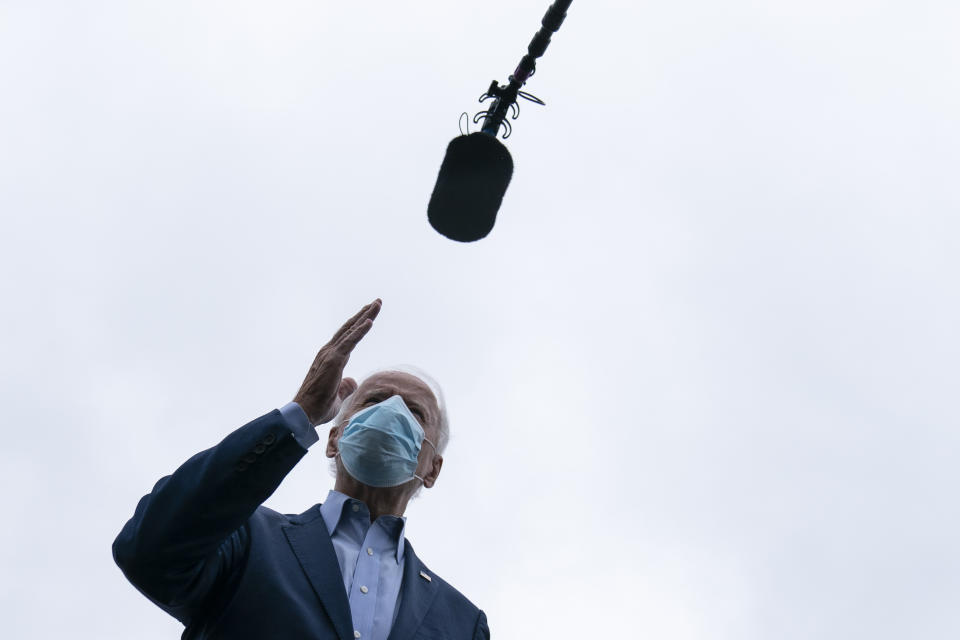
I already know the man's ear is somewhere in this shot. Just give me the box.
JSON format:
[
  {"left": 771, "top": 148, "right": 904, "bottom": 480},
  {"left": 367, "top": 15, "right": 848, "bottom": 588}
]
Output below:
[
  {"left": 422, "top": 455, "right": 443, "bottom": 489},
  {"left": 325, "top": 424, "right": 341, "bottom": 459}
]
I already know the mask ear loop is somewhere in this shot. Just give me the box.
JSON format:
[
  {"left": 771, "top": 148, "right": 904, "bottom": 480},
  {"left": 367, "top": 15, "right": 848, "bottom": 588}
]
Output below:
[{"left": 413, "top": 437, "right": 439, "bottom": 484}]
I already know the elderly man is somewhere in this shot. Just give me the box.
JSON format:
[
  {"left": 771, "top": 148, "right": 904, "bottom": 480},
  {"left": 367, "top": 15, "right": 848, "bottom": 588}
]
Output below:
[{"left": 113, "top": 300, "right": 489, "bottom": 639}]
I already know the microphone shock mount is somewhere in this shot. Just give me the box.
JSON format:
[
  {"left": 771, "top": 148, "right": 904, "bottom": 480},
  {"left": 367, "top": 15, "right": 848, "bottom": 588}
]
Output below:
[{"left": 473, "top": 0, "right": 573, "bottom": 139}]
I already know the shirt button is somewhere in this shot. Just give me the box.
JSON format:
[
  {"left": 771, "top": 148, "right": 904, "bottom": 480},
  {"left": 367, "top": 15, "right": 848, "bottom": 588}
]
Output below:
[
  {"left": 366, "top": 547, "right": 374, "bottom": 556},
  {"left": 354, "top": 632, "right": 361, "bottom": 639},
  {"left": 360, "top": 585, "right": 369, "bottom": 594},
  {"left": 352, "top": 504, "right": 360, "bottom": 512}
]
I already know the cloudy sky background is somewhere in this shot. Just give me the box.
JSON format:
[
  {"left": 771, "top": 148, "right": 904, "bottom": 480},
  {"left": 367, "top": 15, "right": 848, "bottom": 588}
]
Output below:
[{"left": 2, "top": 1, "right": 958, "bottom": 638}]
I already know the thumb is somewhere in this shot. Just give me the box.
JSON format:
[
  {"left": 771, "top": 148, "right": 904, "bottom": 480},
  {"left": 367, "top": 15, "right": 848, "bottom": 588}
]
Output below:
[{"left": 338, "top": 377, "right": 358, "bottom": 401}]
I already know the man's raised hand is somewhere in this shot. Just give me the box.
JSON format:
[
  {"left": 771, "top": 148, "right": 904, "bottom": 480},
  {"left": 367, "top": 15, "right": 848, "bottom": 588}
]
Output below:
[{"left": 293, "top": 299, "right": 382, "bottom": 425}]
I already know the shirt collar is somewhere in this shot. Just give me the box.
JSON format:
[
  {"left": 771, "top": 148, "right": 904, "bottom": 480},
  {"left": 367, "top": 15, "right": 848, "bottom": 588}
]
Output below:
[{"left": 319, "top": 490, "right": 407, "bottom": 564}]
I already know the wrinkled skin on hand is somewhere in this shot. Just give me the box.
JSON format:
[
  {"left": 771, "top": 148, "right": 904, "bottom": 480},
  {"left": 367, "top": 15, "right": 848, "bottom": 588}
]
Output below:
[{"left": 293, "top": 299, "right": 382, "bottom": 425}]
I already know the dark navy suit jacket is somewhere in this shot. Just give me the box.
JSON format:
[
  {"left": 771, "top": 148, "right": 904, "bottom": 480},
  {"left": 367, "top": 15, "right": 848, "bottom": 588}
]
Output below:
[{"left": 113, "top": 409, "right": 489, "bottom": 640}]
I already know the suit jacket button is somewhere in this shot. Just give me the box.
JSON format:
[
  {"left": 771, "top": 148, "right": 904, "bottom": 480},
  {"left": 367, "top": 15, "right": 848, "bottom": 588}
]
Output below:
[
  {"left": 263, "top": 433, "right": 276, "bottom": 445},
  {"left": 235, "top": 462, "right": 248, "bottom": 472},
  {"left": 253, "top": 444, "right": 266, "bottom": 454},
  {"left": 243, "top": 453, "right": 257, "bottom": 464}
]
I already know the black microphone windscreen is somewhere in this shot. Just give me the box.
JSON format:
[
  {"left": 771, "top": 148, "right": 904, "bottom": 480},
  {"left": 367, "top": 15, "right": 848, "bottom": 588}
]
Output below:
[{"left": 428, "top": 132, "right": 514, "bottom": 242}]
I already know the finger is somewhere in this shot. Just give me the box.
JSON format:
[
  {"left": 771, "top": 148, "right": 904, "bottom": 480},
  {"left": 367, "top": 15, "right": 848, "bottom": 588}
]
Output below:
[
  {"left": 338, "top": 377, "right": 358, "bottom": 400},
  {"left": 335, "top": 318, "right": 374, "bottom": 354},
  {"left": 329, "top": 302, "right": 373, "bottom": 344},
  {"left": 335, "top": 299, "right": 380, "bottom": 346},
  {"left": 365, "top": 298, "right": 382, "bottom": 322},
  {"left": 328, "top": 298, "right": 381, "bottom": 345}
]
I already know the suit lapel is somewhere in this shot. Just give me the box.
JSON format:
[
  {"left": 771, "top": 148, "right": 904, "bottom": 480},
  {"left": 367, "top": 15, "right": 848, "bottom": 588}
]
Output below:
[
  {"left": 387, "top": 541, "right": 438, "bottom": 640},
  {"left": 283, "top": 513, "right": 354, "bottom": 640}
]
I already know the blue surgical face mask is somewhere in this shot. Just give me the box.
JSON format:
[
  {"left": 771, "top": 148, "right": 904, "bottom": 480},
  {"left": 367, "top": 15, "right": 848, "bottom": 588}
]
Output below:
[{"left": 337, "top": 395, "right": 436, "bottom": 488}]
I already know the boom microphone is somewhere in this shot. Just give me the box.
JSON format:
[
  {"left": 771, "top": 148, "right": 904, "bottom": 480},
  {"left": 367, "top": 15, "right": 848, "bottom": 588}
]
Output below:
[{"left": 428, "top": 0, "right": 574, "bottom": 242}]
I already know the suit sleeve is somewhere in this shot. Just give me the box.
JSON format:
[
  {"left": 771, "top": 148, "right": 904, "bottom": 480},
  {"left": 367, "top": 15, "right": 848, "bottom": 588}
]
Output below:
[
  {"left": 473, "top": 610, "right": 490, "bottom": 640},
  {"left": 112, "top": 409, "right": 309, "bottom": 624}
]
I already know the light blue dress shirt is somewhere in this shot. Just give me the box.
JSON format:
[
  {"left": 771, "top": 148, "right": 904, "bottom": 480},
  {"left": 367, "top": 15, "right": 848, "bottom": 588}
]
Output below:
[
  {"left": 279, "top": 402, "right": 407, "bottom": 640},
  {"left": 279, "top": 401, "right": 321, "bottom": 450}
]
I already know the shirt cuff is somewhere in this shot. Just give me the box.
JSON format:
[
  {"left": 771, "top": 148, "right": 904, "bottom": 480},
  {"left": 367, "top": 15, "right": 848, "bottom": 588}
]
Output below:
[{"left": 280, "top": 401, "right": 319, "bottom": 449}]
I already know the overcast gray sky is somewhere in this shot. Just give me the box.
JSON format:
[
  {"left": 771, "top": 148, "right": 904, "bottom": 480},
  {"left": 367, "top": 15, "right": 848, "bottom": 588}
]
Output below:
[{"left": 1, "top": 1, "right": 958, "bottom": 638}]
